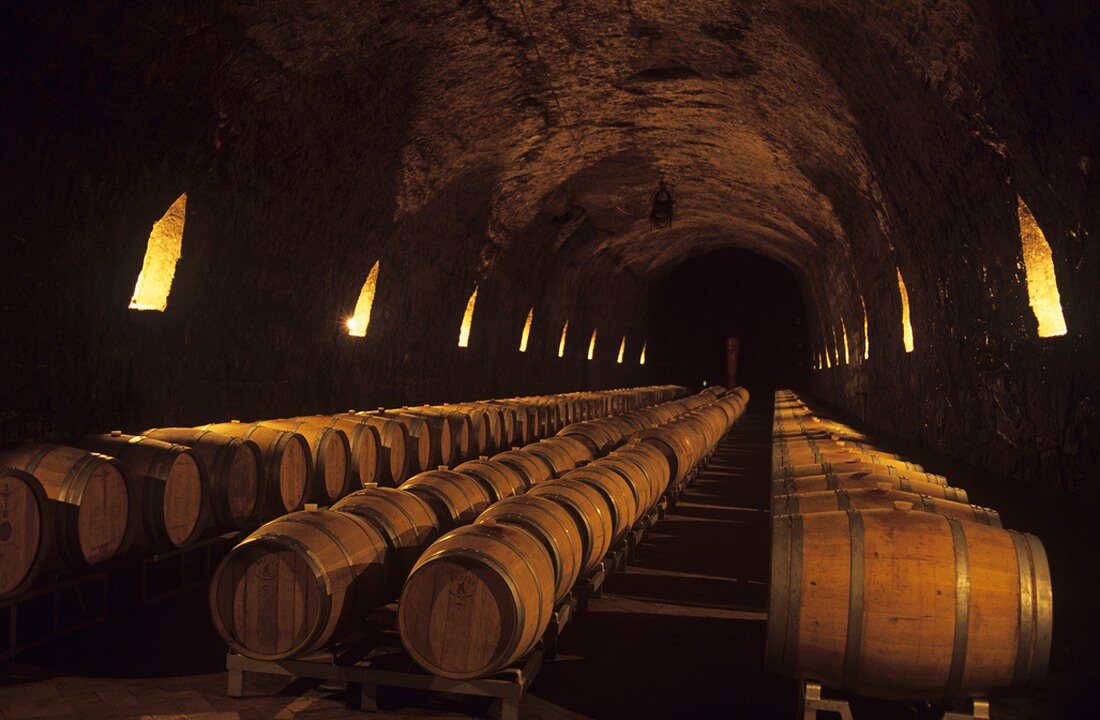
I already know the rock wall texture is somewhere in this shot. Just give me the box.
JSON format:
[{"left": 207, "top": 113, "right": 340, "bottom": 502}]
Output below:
[{"left": 2, "top": 1, "right": 1097, "bottom": 504}]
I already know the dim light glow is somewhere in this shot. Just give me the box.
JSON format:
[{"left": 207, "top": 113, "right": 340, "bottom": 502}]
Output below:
[
  {"left": 831, "top": 327, "right": 842, "bottom": 366},
  {"left": 346, "top": 260, "right": 380, "bottom": 337},
  {"left": 587, "top": 328, "right": 597, "bottom": 361},
  {"left": 860, "top": 295, "right": 870, "bottom": 360},
  {"left": 129, "top": 193, "right": 187, "bottom": 311},
  {"left": 639, "top": 341, "right": 647, "bottom": 365},
  {"left": 825, "top": 342, "right": 832, "bottom": 368},
  {"left": 1017, "top": 196, "right": 1068, "bottom": 338},
  {"left": 519, "top": 307, "right": 534, "bottom": 352},
  {"left": 616, "top": 336, "right": 626, "bottom": 363},
  {"left": 458, "top": 286, "right": 478, "bottom": 348},
  {"left": 840, "top": 317, "right": 851, "bottom": 365},
  {"left": 896, "top": 267, "right": 915, "bottom": 353},
  {"left": 557, "top": 320, "right": 569, "bottom": 357}
]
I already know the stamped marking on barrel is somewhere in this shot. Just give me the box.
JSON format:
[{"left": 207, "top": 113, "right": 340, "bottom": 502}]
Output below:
[{"left": 448, "top": 569, "right": 478, "bottom": 605}]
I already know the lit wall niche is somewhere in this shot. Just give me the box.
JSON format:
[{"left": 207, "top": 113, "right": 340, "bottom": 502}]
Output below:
[
  {"left": 1017, "top": 196, "right": 1068, "bottom": 337},
  {"left": 825, "top": 343, "right": 832, "bottom": 368},
  {"left": 587, "top": 329, "right": 598, "bottom": 361},
  {"left": 840, "top": 317, "right": 851, "bottom": 364},
  {"left": 639, "top": 342, "right": 647, "bottom": 365},
  {"left": 519, "top": 308, "right": 534, "bottom": 352},
  {"left": 896, "top": 267, "right": 915, "bottom": 353},
  {"left": 346, "top": 260, "right": 380, "bottom": 337},
  {"left": 831, "top": 327, "right": 842, "bottom": 366},
  {"left": 458, "top": 286, "right": 478, "bottom": 348},
  {"left": 860, "top": 295, "right": 870, "bottom": 359},
  {"left": 616, "top": 336, "right": 626, "bottom": 364},
  {"left": 557, "top": 321, "right": 569, "bottom": 357},
  {"left": 129, "top": 193, "right": 187, "bottom": 311}
]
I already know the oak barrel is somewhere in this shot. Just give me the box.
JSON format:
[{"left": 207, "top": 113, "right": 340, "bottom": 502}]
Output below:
[
  {"left": 349, "top": 411, "right": 411, "bottom": 485},
  {"left": 773, "top": 471, "right": 968, "bottom": 502},
  {"left": 398, "top": 522, "right": 554, "bottom": 679},
  {"left": 331, "top": 487, "right": 438, "bottom": 597},
  {"left": 259, "top": 420, "right": 352, "bottom": 504},
  {"left": 397, "top": 408, "right": 461, "bottom": 465},
  {"left": 379, "top": 411, "right": 442, "bottom": 471},
  {"left": 296, "top": 416, "right": 381, "bottom": 489},
  {"left": 564, "top": 467, "right": 639, "bottom": 541},
  {"left": 209, "top": 509, "right": 388, "bottom": 660},
  {"left": 774, "top": 460, "right": 948, "bottom": 486},
  {"left": 527, "top": 479, "right": 612, "bottom": 574},
  {"left": 143, "top": 428, "right": 264, "bottom": 531},
  {"left": 767, "top": 508, "right": 1052, "bottom": 700},
  {"left": 490, "top": 449, "right": 552, "bottom": 488},
  {"left": 200, "top": 422, "right": 311, "bottom": 516},
  {"left": 0, "top": 466, "right": 50, "bottom": 597},
  {"left": 399, "top": 470, "right": 492, "bottom": 531},
  {"left": 479, "top": 495, "right": 584, "bottom": 603},
  {"left": 78, "top": 433, "right": 206, "bottom": 549},
  {"left": 0, "top": 444, "right": 132, "bottom": 568},
  {"left": 772, "top": 485, "right": 1000, "bottom": 526},
  {"left": 520, "top": 441, "right": 576, "bottom": 478},
  {"left": 453, "top": 458, "right": 526, "bottom": 502}
]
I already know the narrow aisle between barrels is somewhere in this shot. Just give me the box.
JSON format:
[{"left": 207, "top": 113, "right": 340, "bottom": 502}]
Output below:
[{"left": 530, "top": 407, "right": 788, "bottom": 720}]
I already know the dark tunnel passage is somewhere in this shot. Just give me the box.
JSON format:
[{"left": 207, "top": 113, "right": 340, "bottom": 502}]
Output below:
[{"left": 649, "top": 249, "right": 808, "bottom": 396}]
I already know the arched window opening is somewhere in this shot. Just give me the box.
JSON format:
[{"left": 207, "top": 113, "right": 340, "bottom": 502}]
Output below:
[
  {"left": 831, "top": 327, "right": 842, "bottom": 366},
  {"left": 557, "top": 320, "right": 569, "bottom": 358},
  {"left": 458, "top": 286, "right": 478, "bottom": 348},
  {"left": 1017, "top": 196, "right": 1068, "bottom": 338},
  {"left": 346, "top": 260, "right": 380, "bottom": 337},
  {"left": 587, "top": 328, "right": 598, "bottom": 361},
  {"left": 616, "top": 336, "right": 626, "bottom": 364},
  {"left": 825, "top": 340, "right": 832, "bottom": 368},
  {"left": 841, "top": 317, "right": 851, "bottom": 365},
  {"left": 860, "top": 295, "right": 870, "bottom": 360},
  {"left": 129, "top": 193, "right": 187, "bottom": 311},
  {"left": 896, "top": 267, "right": 915, "bottom": 353},
  {"left": 639, "top": 341, "right": 647, "bottom": 365},
  {"left": 519, "top": 307, "right": 534, "bottom": 352}
]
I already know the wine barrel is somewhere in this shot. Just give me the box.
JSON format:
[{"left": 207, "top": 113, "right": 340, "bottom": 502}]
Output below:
[
  {"left": 772, "top": 485, "right": 1000, "bottom": 526},
  {"left": 564, "top": 467, "right": 639, "bottom": 542},
  {"left": 295, "top": 416, "right": 381, "bottom": 489},
  {"left": 589, "top": 455, "right": 657, "bottom": 518},
  {"left": 209, "top": 509, "right": 388, "bottom": 660},
  {"left": 490, "top": 449, "right": 552, "bottom": 488},
  {"left": 775, "top": 454, "right": 927, "bottom": 476},
  {"left": 331, "top": 487, "right": 438, "bottom": 597},
  {"left": 479, "top": 496, "right": 583, "bottom": 603},
  {"left": 613, "top": 442, "right": 672, "bottom": 500},
  {"left": 398, "top": 522, "right": 554, "bottom": 679},
  {"left": 381, "top": 411, "right": 445, "bottom": 471},
  {"left": 527, "top": 479, "right": 612, "bottom": 573},
  {"left": 634, "top": 428, "right": 694, "bottom": 489},
  {"left": 143, "top": 428, "right": 264, "bottom": 531},
  {"left": 559, "top": 422, "right": 617, "bottom": 456},
  {"left": 0, "top": 466, "right": 51, "bottom": 597},
  {"left": 441, "top": 405, "right": 492, "bottom": 457},
  {"left": 774, "top": 460, "right": 948, "bottom": 486},
  {"left": 773, "top": 471, "right": 968, "bottom": 502},
  {"left": 520, "top": 441, "right": 576, "bottom": 478},
  {"left": 78, "top": 433, "right": 206, "bottom": 549},
  {"left": 349, "top": 411, "right": 411, "bottom": 485},
  {"left": 453, "top": 458, "right": 526, "bottom": 503},
  {"left": 539, "top": 435, "right": 595, "bottom": 467},
  {"left": 398, "top": 408, "right": 462, "bottom": 465},
  {"left": 0, "top": 444, "right": 132, "bottom": 568},
  {"left": 767, "top": 507, "right": 1052, "bottom": 700},
  {"left": 258, "top": 420, "right": 352, "bottom": 504},
  {"left": 200, "top": 422, "right": 311, "bottom": 516},
  {"left": 399, "top": 470, "right": 492, "bottom": 531}
]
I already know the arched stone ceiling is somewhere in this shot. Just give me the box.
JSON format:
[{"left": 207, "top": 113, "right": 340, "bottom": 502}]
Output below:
[{"left": 228, "top": 0, "right": 1000, "bottom": 281}]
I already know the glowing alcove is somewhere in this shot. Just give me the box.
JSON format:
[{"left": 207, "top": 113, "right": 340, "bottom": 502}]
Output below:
[
  {"left": 458, "top": 287, "right": 478, "bottom": 348},
  {"left": 841, "top": 318, "right": 851, "bottom": 365},
  {"left": 519, "top": 308, "right": 534, "bottom": 352},
  {"left": 346, "top": 260, "right": 380, "bottom": 337},
  {"left": 860, "top": 295, "right": 870, "bottom": 360},
  {"left": 1017, "top": 196, "right": 1068, "bottom": 338},
  {"left": 557, "top": 321, "right": 569, "bottom": 358},
  {"left": 129, "top": 193, "right": 187, "bottom": 311},
  {"left": 639, "top": 342, "right": 647, "bottom": 366},
  {"left": 896, "top": 267, "right": 915, "bottom": 353},
  {"left": 587, "top": 329, "right": 597, "bottom": 361},
  {"left": 617, "top": 336, "right": 626, "bottom": 364}
]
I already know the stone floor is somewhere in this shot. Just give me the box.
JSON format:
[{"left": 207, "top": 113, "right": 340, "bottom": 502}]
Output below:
[{"left": 0, "top": 408, "right": 1088, "bottom": 719}]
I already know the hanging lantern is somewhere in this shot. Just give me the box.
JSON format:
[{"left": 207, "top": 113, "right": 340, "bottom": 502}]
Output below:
[{"left": 649, "top": 173, "right": 675, "bottom": 229}]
